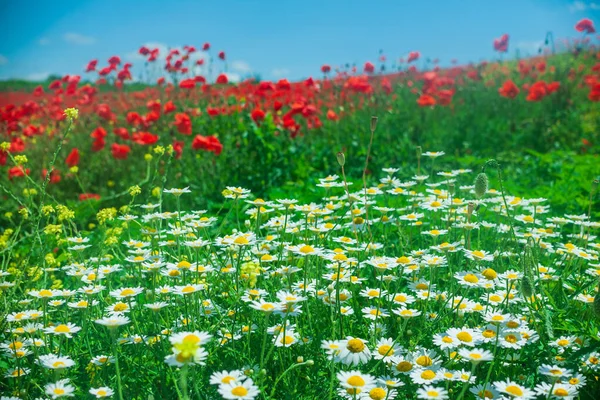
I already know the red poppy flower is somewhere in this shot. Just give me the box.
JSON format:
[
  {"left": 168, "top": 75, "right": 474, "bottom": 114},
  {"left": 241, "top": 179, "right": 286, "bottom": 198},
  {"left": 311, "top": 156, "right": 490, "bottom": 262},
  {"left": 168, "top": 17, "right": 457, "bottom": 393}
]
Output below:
[
  {"left": 326, "top": 110, "right": 338, "bottom": 121},
  {"left": 251, "top": 108, "right": 266, "bottom": 123},
  {"left": 132, "top": 132, "right": 159, "bottom": 145},
  {"left": 321, "top": 64, "right": 331, "bottom": 74},
  {"left": 202, "top": 42, "right": 210, "bottom": 51},
  {"left": 218, "top": 51, "right": 225, "bottom": 60},
  {"left": 493, "top": 34, "right": 509, "bottom": 53},
  {"left": 8, "top": 166, "right": 30, "bottom": 180},
  {"left": 364, "top": 62, "right": 375, "bottom": 74},
  {"left": 526, "top": 81, "right": 548, "bottom": 101},
  {"left": 173, "top": 140, "right": 184, "bottom": 159},
  {"left": 216, "top": 74, "right": 228, "bottom": 84},
  {"left": 417, "top": 94, "right": 436, "bottom": 107},
  {"left": 65, "top": 148, "right": 80, "bottom": 167},
  {"left": 33, "top": 85, "right": 44, "bottom": 97},
  {"left": 575, "top": 18, "right": 596, "bottom": 34},
  {"left": 108, "top": 55, "right": 121, "bottom": 65},
  {"left": 157, "top": 77, "right": 166, "bottom": 85},
  {"left": 113, "top": 127, "right": 130, "bottom": 140},
  {"left": 111, "top": 143, "right": 131, "bottom": 159},
  {"left": 174, "top": 113, "right": 192, "bottom": 135},
  {"left": 192, "top": 134, "right": 223, "bottom": 155},
  {"left": 179, "top": 78, "right": 196, "bottom": 89},
  {"left": 407, "top": 51, "right": 420, "bottom": 63},
  {"left": 163, "top": 101, "right": 176, "bottom": 114},
  {"left": 85, "top": 59, "right": 98, "bottom": 72},
  {"left": 498, "top": 79, "right": 520, "bottom": 98},
  {"left": 79, "top": 193, "right": 101, "bottom": 201}
]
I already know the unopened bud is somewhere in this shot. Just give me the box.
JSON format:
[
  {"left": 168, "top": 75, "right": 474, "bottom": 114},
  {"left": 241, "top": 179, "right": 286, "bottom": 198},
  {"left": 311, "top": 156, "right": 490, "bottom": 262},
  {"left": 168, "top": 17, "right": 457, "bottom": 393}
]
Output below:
[
  {"left": 416, "top": 146, "right": 422, "bottom": 158},
  {"left": 467, "top": 203, "right": 475, "bottom": 218},
  {"left": 297, "top": 356, "right": 304, "bottom": 363},
  {"left": 448, "top": 182, "right": 455, "bottom": 196},
  {"left": 474, "top": 172, "right": 489, "bottom": 198},
  {"left": 336, "top": 152, "right": 345, "bottom": 167},
  {"left": 592, "top": 179, "right": 599, "bottom": 196},
  {"left": 370, "top": 116, "right": 378, "bottom": 133},
  {"left": 520, "top": 275, "right": 534, "bottom": 298}
]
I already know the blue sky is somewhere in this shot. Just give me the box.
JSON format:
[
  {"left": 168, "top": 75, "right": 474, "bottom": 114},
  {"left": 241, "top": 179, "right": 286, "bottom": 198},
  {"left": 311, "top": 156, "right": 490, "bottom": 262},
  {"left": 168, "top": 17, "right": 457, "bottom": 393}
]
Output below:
[{"left": 0, "top": 0, "right": 598, "bottom": 82}]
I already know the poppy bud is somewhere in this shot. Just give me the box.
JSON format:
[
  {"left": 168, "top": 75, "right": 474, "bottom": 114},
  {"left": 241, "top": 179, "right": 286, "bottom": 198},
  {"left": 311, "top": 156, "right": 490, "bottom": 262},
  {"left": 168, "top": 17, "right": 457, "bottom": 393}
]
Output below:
[
  {"left": 448, "top": 182, "right": 455, "bottom": 196},
  {"left": 336, "top": 152, "right": 345, "bottom": 167},
  {"left": 370, "top": 116, "right": 378, "bottom": 133},
  {"left": 592, "top": 179, "right": 599, "bottom": 196},
  {"left": 416, "top": 146, "right": 422, "bottom": 158},
  {"left": 520, "top": 275, "right": 534, "bottom": 298},
  {"left": 474, "top": 172, "right": 488, "bottom": 198}
]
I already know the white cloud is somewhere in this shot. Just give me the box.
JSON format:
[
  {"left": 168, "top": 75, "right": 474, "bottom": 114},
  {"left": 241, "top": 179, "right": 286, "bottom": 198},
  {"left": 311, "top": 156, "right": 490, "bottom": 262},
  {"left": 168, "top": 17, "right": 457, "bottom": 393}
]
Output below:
[
  {"left": 0, "top": 54, "right": 7, "bottom": 65},
  {"left": 271, "top": 68, "right": 290, "bottom": 78},
  {"left": 38, "top": 38, "right": 50, "bottom": 45},
  {"left": 224, "top": 72, "right": 241, "bottom": 83},
  {"left": 569, "top": 1, "right": 600, "bottom": 12},
  {"left": 515, "top": 40, "right": 544, "bottom": 55},
  {"left": 25, "top": 72, "right": 50, "bottom": 81},
  {"left": 231, "top": 61, "right": 251, "bottom": 74},
  {"left": 63, "top": 32, "right": 95, "bottom": 45}
]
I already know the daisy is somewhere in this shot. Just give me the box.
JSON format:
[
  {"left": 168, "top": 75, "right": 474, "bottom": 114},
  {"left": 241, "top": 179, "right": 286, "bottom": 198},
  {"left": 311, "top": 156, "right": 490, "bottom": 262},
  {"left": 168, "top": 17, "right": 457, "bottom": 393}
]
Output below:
[
  {"left": 373, "top": 338, "right": 403, "bottom": 360},
  {"left": 493, "top": 380, "right": 536, "bottom": 399},
  {"left": 538, "top": 364, "right": 572, "bottom": 380},
  {"left": 91, "top": 355, "right": 114, "bottom": 366},
  {"left": 109, "top": 287, "right": 143, "bottom": 299},
  {"left": 95, "top": 315, "right": 131, "bottom": 328},
  {"left": 464, "top": 249, "right": 494, "bottom": 262},
  {"left": 446, "top": 327, "right": 482, "bottom": 347},
  {"left": 410, "top": 368, "right": 443, "bottom": 384},
  {"left": 416, "top": 385, "right": 448, "bottom": 399},
  {"left": 45, "top": 379, "right": 75, "bottom": 398},
  {"left": 210, "top": 370, "right": 246, "bottom": 385},
  {"left": 458, "top": 348, "right": 493, "bottom": 364},
  {"left": 89, "top": 387, "right": 115, "bottom": 398},
  {"left": 38, "top": 354, "right": 76, "bottom": 370},
  {"left": 218, "top": 377, "right": 260, "bottom": 399},
  {"left": 535, "top": 383, "right": 577, "bottom": 399},
  {"left": 43, "top": 323, "right": 81, "bottom": 338},
  {"left": 173, "top": 284, "right": 204, "bottom": 296},
  {"left": 337, "top": 337, "right": 372, "bottom": 365},
  {"left": 454, "top": 272, "right": 484, "bottom": 288},
  {"left": 469, "top": 384, "right": 500, "bottom": 399},
  {"left": 337, "top": 370, "right": 376, "bottom": 396},
  {"left": 393, "top": 308, "right": 422, "bottom": 318},
  {"left": 163, "top": 187, "right": 192, "bottom": 196}
]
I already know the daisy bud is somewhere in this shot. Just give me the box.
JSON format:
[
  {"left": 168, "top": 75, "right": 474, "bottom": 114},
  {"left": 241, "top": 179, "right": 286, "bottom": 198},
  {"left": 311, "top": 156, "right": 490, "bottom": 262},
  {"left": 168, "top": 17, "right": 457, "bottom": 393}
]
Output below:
[
  {"left": 336, "top": 152, "right": 345, "bottom": 167},
  {"left": 370, "top": 116, "right": 378, "bottom": 132},
  {"left": 474, "top": 172, "right": 488, "bottom": 198},
  {"left": 297, "top": 356, "right": 304, "bottom": 363}
]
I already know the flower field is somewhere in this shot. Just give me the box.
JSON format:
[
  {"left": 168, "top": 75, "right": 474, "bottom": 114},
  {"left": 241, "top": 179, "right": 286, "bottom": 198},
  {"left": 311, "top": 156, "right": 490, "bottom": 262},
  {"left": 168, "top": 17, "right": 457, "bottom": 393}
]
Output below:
[{"left": 1, "top": 18, "right": 600, "bottom": 400}]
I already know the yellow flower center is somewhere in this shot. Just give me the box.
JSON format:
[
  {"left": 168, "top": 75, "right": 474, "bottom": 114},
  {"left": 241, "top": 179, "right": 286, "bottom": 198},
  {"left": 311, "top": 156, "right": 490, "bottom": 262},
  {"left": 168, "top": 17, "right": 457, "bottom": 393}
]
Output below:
[
  {"left": 470, "top": 353, "right": 482, "bottom": 359},
  {"left": 54, "top": 389, "right": 66, "bottom": 395},
  {"left": 234, "top": 236, "right": 249, "bottom": 245},
  {"left": 347, "top": 339, "right": 365, "bottom": 353},
  {"left": 231, "top": 386, "right": 249, "bottom": 396},
  {"left": 523, "top": 215, "right": 534, "bottom": 222},
  {"left": 39, "top": 289, "right": 53, "bottom": 297},
  {"left": 181, "top": 286, "right": 195, "bottom": 293},
  {"left": 378, "top": 345, "right": 393, "bottom": 356},
  {"left": 54, "top": 324, "right": 70, "bottom": 333},
  {"left": 113, "top": 303, "right": 128, "bottom": 312},
  {"left": 299, "top": 245, "right": 315, "bottom": 254},
  {"left": 280, "top": 335, "right": 295, "bottom": 345},
  {"left": 505, "top": 385, "right": 524, "bottom": 396},
  {"left": 369, "top": 387, "right": 386, "bottom": 400},
  {"left": 482, "top": 268, "right": 497, "bottom": 279},
  {"left": 457, "top": 332, "right": 473, "bottom": 342},
  {"left": 261, "top": 304, "right": 274, "bottom": 311},
  {"left": 120, "top": 288, "right": 135, "bottom": 296},
  {"left": 395, "top": 361, "right": 412, "bottom": 372},
  {"left": 430, "top": 201, "right": 442, "bottom": 207},
  {"left": 464, "top": 274, "right": 479, "bottom": 283},
  {"left": 416, "top": 355, "right": 433, "bottom": 366},
  {"left": 505, "top": 334, "right": 518, "bottom": 343},
  {"left": 347, "top": 375, "right": 365, "bottom": 387},
  {"left": 52, "top": 361, "right": 66, "bottom": 368},
  {"left": 557, "top": 339, "right": 569, "bottom": 346},
  {"left": 421, "top": 370, "right": 436, "bottom": 380}
]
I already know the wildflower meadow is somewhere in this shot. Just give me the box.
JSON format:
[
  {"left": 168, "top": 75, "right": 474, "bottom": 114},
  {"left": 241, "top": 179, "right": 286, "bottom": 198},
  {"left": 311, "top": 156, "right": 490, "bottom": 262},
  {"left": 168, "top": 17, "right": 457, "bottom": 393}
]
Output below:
[{"left": 1, "top": 15, "right": 600, "bottom": 400}]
